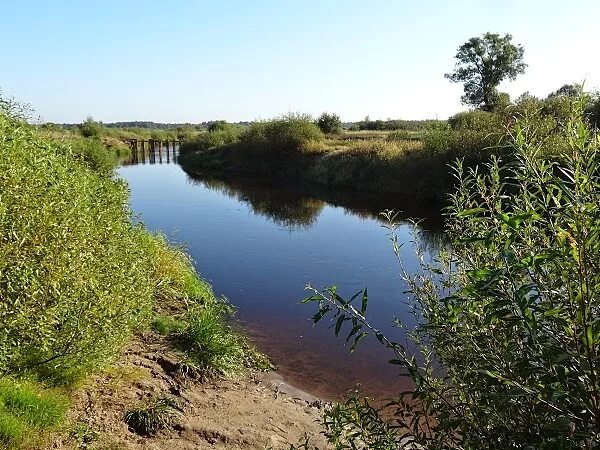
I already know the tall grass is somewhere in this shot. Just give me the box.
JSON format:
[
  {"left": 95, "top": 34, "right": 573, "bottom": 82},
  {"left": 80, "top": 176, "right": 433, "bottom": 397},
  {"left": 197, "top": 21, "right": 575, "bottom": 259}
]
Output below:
[{"left": 0, "top": 378, "right": 68, "bottom": 449}]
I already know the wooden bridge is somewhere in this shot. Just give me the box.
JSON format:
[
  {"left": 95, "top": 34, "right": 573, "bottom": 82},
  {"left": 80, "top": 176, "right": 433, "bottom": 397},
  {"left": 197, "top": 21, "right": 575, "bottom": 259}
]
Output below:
[
  {"left": 128, "top": 139, "right": 181, "bottom": 152},
  {"left": 127, "top": 139, "right": 181, "bottom": 165}
]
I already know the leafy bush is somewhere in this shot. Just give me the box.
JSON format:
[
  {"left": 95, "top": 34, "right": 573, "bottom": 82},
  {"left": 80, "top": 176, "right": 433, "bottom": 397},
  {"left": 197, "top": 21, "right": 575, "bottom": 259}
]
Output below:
[
  {"left": 356, "top": 118, "right": 445, "bottom": 131},
  {"left": 422, "top": 127, "right": 504, "bottom": 160},
  {"left": 239, "top": 113, "right": 324, "bottom": 153},
  {"left": 448, "top": 109, "right": 503, "bottom": 132},
  {"left": 66, "top": 136, "right": 122, "bottom": 174},
  {"left": 0, "top": 101, "right": 211, "bottom": 385},
  {"left": 181, "top": 124, "right": 244, "bottom": 153},
  {"left": 0, "top": 114, "right": 157, "bottom": 383},
  {"left": 316, "top": 112, "right": 342, "bottom": 134},
  {"left": 305, "top": 97, "right": 600, "bottom": 448},
  {"left": 207, "top": 120, "right": 229, "bottom": 132},
  {"left": 586, "top": 93, "right": 600, "bottom": 130},
  {"left": 142, "top": 234, "right": 215, "bottom": 308},
  {"left": 77, "top": 116, "right": 103, "bottom": 138}
]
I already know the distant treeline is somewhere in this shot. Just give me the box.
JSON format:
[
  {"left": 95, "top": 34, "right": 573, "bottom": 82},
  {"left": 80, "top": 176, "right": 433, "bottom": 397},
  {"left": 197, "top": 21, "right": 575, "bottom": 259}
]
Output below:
[
  {"left": 58, "top": 119, "right": 442, "bottom": 132},
  {"left": 60, "top": 120, "right": 252, "bottom": 130},
  {"left": 347, "top": 118, "right": 446, "bottom": 131}
]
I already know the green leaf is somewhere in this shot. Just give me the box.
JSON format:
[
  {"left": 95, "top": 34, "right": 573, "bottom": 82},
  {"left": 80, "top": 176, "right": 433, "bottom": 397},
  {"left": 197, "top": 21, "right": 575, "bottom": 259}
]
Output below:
[
  {"left": 349, "top": 332, "right": 368, "bottom": 353},
  {"left": 456, "top": 207, "right": 486, "bottom": 217},
  {"left": 334, "top": 315, "right": 345, "bottom": 336},
  {"left": 360, "top": 288, "right": 368, "bottom": 315}
]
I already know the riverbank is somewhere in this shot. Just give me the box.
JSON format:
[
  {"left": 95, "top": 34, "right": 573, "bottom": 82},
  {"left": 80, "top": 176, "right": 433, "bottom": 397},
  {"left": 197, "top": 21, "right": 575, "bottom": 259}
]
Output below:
[
  {"left": 47, "top": 332, "right": 326, "bottom": 450},
  {"left": 178, "top": 121, "right": 504, "bottom": 203},
  {"left": 0, "top": 101, "right": 323, "bottom": 449}
]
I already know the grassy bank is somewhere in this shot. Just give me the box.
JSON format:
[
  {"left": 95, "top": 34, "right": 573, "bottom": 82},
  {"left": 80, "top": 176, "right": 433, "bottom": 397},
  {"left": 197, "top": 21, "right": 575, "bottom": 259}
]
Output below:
[
  {"left": 179, "top": 119, "right": 505, "bottom": 202},
  {"left": 0, "top": 101, "right": 263, "bottom": 449},
  {"left": 179, "top": 92, "right": 598, "bottom": 202}
]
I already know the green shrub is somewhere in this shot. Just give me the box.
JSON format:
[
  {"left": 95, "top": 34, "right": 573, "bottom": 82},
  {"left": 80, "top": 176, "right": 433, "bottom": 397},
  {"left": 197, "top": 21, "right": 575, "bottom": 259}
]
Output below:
[
  {"left": 77, "top": 116, "right": 103, "bottom": 138},
  {"left": 0, "top": 105, "right": 157, "bottom": 383},
  {"left": 448, "top": 109, "right": 503, "bottom": 132},
  {"left": 316, "top": 112, "right": 342, "bottom": 134},
  {"left": 422, "top": 127, "right": 504, "bottom": 159},
  {"left": 586, "top": 93, "right": 600, "bottom": 129},
  {"left": 142, "top": 234, "right": 214, "bottom": 308},
  {"left": 181, "top": 124, "right": 244, "bottom": 153},
  {"left": 239, "top": 113, "right": 324, "bottom": 152},
  {"left": 305, "top": 97, "right": 600, "bottom": 448},
  {"left": 66, "top": 136, "right": 121, "bottom": 174},
  {"left": 207, "top": 120, "right": 229, "bottom": 132}
]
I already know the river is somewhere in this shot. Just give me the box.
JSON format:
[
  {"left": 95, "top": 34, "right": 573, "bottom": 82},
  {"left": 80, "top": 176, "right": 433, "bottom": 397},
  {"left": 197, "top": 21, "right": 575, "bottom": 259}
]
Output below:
[{"left": 118, "top": 147, "right": 444, "bottom": 401}]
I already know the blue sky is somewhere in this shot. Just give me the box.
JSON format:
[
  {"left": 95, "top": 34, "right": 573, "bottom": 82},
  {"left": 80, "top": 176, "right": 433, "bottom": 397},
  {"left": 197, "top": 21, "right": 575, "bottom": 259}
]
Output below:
[{"left": 1, "top": 0, "right": 598, "bottom": 123}]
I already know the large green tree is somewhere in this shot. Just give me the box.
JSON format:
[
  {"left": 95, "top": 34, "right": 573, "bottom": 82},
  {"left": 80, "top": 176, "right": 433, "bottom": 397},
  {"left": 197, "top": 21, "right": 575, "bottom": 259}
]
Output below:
[{"left": 446, "top": 33, "right": 526, "bottom": 111}]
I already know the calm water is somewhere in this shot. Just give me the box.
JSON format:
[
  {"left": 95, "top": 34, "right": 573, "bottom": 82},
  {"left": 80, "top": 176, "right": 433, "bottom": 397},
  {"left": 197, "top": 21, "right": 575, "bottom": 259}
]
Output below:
[{"left": 118, "top": 148, "right": 443, "bottom": 400}]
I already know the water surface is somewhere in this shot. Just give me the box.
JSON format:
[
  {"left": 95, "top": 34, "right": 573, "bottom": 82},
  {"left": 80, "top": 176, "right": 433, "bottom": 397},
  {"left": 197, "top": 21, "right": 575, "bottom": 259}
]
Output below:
[{"left": 118, "top": 148, "right": 443, "bottom": 400}]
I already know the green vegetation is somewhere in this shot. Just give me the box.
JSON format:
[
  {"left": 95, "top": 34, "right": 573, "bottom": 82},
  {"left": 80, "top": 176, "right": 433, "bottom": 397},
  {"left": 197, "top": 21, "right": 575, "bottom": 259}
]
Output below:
[
  {"left": 316, "top": 112, "right": 342, "bottom": 134},
  {"left": 50, "top": 117, "right": 203, "bottom": 152},
  {"left": 184, "top": 121, "right": 245, "bottom": 151},
  {"left": 0, "top": 378, "right": 68, "bottom": 449},
  {"left": 78, "top": 116, "right": 103, "bottom": 138},
  {"left": 180, "top": 80, "right": 599, "bottom": 203},
  {"left": 124, "top": 397, "right": 179, "bottom": 436},
  {"left": 151, "top": 315, "right": 186, "bottom": 336},
  {"left": 304, "top": 97, "right": 600, "bottom": 448},
  {"left": 0, "top": 108, "right": 155, "bottom": 384},
  {"left": 177, "top": 303, "right": 270, "bottom": 376},
  {"left": 0, "top": 97, "right": 263, "bottom": 448},
  {"left": 179, "top": 110, "right": 503, "bottom": 202},
  {"left": 352, "top": 117, "right": 444, "bottom": 131},
  {"left": 445, "top": 32, "right": 527, "bottom": 111},
  {"left": 238, "top": 113, "right": 324, "bottom": 152},
  {"left": 154, "top": 302, "right": 271, "bottom": 377}
]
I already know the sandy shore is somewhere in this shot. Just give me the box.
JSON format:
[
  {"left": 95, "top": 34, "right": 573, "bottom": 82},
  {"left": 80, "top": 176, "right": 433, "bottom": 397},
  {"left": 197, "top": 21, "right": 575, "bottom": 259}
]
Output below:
[{"left": 49, "top": 332, "right": 328, "bottom": 450}]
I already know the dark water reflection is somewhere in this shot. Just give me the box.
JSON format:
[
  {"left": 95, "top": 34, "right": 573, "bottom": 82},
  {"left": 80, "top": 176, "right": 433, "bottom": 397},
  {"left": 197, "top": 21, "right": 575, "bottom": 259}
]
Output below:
[{"left": 118, "top": 151, "right": 445, "bottom": 401}]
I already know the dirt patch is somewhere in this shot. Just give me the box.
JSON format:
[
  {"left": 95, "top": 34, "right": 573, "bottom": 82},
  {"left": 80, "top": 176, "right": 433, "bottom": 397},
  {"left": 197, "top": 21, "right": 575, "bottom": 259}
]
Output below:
[{"left": 49, "top": 333, "right": 327, "bottom": 450}]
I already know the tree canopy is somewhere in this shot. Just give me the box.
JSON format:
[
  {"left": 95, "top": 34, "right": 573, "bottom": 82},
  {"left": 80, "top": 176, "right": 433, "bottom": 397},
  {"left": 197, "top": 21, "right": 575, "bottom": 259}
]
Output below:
[
  {"left": 316, "top": 112, "right": 342, "bottom": 134},
  {"left": 445, "top": 33, "right": 526, "bottom": 111}
]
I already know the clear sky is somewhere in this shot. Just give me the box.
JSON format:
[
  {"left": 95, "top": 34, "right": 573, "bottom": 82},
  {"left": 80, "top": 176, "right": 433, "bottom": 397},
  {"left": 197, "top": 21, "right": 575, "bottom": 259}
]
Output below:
[{"left": 1, "top": 0, "right": 598, "bottom": 123}]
